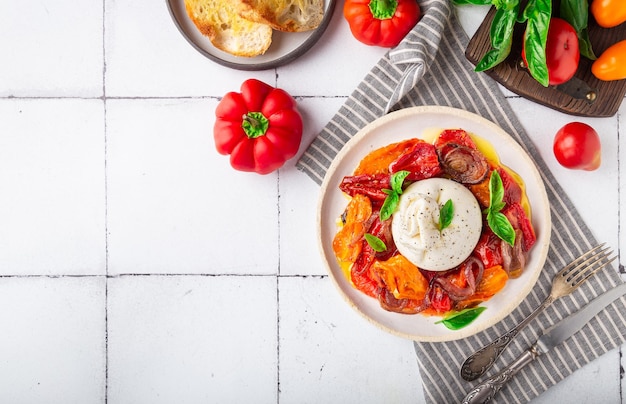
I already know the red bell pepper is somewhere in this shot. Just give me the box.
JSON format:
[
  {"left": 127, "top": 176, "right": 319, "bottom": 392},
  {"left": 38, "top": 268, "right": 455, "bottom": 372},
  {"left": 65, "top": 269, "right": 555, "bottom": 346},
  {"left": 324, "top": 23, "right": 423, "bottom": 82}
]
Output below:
[
  {"left": 214, "top": 79, "right": 303, "bottom": 175},
  {"left": 343, "top": 0, "right": 421, "bottom": 48}
]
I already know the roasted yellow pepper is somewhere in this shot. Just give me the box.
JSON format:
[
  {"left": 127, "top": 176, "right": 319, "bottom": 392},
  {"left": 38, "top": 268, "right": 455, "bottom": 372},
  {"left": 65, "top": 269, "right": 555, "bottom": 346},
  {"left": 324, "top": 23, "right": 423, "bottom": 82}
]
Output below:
[
  {"left": 592, "top": 40, "right": 626, "bottom": 81},
  {"left": 590, "top": 0, "right": 626, "bottom": 28}
]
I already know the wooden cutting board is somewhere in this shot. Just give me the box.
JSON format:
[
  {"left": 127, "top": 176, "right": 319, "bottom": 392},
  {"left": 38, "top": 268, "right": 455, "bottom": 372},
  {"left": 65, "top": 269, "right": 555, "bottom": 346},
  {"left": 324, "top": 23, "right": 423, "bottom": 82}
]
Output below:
[{"left": 465, "top": 2, "right": 626, "bottom": 117}]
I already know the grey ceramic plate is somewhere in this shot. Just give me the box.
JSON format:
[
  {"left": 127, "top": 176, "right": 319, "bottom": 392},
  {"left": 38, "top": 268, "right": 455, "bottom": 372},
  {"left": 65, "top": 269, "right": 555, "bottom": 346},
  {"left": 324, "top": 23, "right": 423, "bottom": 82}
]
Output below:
[{"left": 166, "top": 0, "right": 336, "bottom": 71}]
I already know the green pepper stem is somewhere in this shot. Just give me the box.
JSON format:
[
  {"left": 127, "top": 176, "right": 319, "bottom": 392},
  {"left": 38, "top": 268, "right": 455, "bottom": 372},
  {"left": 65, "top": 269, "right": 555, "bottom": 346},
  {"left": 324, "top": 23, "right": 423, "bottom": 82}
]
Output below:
[
  {"left": 369, "top": 0, "right": 398, "bottom": 20},
  {"left": 241, "top": 112, "right": 269, "bottom": 139}
]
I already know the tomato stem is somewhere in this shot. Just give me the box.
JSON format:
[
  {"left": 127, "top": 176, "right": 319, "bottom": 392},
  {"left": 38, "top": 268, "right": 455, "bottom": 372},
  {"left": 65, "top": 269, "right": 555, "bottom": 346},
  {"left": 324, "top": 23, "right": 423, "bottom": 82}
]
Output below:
[
  {"left": 369, "top": 0, "right": 398, "bottom": 20},
  {"left": 241, "top": 112, "right": 269, "bottom": 139}
]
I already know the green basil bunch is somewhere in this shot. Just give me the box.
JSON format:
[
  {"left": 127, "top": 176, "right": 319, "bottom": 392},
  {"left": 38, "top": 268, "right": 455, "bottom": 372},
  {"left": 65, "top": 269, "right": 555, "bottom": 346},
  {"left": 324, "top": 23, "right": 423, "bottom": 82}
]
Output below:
[{"left": 454, "top": 0, "right": 595, "bottom": 86}]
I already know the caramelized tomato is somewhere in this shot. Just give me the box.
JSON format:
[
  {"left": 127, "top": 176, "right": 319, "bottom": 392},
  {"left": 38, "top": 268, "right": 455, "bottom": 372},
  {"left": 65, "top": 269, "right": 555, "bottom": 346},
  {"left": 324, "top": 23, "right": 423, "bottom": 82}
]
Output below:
[{"left": 354, "top": 138, "right": 422, "bottom": 175}]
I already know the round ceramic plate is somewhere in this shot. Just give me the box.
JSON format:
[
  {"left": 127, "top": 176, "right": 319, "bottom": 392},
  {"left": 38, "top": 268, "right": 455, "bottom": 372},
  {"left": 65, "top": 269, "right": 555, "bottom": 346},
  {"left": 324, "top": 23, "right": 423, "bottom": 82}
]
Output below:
[
  {"left": 318, "top": 106, "right": 551, "bottom": 342},
  {"left": 166, "top": 0, "right": 336, "bottom": 71}
]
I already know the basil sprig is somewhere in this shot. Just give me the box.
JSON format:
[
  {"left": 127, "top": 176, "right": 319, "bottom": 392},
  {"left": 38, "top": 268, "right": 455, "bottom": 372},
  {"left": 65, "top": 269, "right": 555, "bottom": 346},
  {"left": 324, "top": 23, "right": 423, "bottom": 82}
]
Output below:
[
  {"left": 560, "top": 0, "right": 596, "bottom": 60},
  {"left": 455, "top": 0, "right": 596, "bottom": 85},
  {"left": 435, "top": 307, "right": 487, "bottom": 330},
  {"left": 477, "top": 1, "right": 520, "bottom": 72},
  {"left": 438, "top": 199, "right": 454, "bottom": 231},
  {"left": 484, "top": 170, "right": 516, "bottom": 246},
  {"left": 452, "top": 0, "right": 520, "bottom": 72},
  {"left": 380, "top": 170, "right": 410, "bottom": 221},
  {"left": 519, "top": 0, "right": 551, "bottom": 87}
]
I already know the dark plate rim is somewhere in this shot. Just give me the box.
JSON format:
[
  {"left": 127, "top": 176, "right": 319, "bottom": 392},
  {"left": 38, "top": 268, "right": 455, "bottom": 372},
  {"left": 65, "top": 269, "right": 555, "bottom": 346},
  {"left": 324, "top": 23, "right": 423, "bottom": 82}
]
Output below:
[{"left": 166, "top": 0, "right": 337, "bottom": 71}]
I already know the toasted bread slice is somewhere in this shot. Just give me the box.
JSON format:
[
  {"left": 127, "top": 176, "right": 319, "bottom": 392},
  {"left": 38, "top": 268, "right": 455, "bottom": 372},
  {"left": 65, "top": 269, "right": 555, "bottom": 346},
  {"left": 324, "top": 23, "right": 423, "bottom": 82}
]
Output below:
[
  {"left": 236, "top": 0, "right": 324, "bottom": 32},
  {"left": 184, "top": 0, "right": 273, "bottom": 57}
]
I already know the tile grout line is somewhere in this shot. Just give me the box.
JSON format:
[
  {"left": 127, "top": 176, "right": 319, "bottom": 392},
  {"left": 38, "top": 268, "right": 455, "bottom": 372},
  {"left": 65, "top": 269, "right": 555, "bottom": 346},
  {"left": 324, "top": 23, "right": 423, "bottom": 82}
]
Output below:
[
  {"left": 618, "top": 108, "right": 624, "bottom": 276},
  {"left": 102, "top": 0, "right": 109, "bottom": 402},
  {"left": 0, "top": 273, "right": 322, "bottom": 278},
  {"left": 615, "top": 107, "right": 623, "bottom": 404}
]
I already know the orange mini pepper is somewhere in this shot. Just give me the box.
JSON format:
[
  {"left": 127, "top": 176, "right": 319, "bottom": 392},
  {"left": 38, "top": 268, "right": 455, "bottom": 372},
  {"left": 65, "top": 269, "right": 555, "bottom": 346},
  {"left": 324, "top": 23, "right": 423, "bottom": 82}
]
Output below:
[
  {"left": 591, "top": 40, "right": 626, "bottom": 81},
  {"left": 590, "top": 0, "right": 626, "bottom": 28}
]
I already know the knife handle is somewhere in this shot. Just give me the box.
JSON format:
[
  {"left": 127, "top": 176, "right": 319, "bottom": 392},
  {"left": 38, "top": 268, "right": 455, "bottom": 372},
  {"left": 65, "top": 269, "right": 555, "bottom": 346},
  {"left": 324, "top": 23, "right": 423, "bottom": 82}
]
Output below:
[
  {"left": 460, "top": 294, "right": 555, "bottom": 381},
  {"left": 461, "top": 346, "right": 540, "bottom": 404}
]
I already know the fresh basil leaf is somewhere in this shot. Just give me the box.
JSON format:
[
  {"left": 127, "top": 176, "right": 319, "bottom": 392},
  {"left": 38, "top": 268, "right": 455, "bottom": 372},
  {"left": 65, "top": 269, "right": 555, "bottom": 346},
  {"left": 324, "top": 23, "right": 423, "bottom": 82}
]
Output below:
[
  {"left": 488, "top": 211, "right": 516, "bottom": 246},
  {"left": 488, "top": 170, "right": 505, "bottom": 210},
  {"left": 364, "top": 233, "right": 387, "bottom": 252},
  {"left": 380, "top": 191, "right": 399, "bottom": 221},
  {"left": 475, "top": 4, "right": 519, "bottom": 72},
  {"left": 490, "top": 5, "right": 517, "bottom": 48},
  {"left": 435, "top": 307, "right": 487, "bottom": 330},
  {"left": 439, "top": 199, "right": 454, "bottom": 231},
  {"left": 475, "top": 47, "right": 511, "bottom": 72},
  {"left": 577, "top": 29, "right": 596, "bottom": 60},
  {"left": 560, "top": 0, "right": 596, "bottom": 60},
  {"left": 560, "top": 0, "right": 586, "bottom": 30},
  {"left": 390, "top": 170, "right": 410, "bottom": 194},
  {"left": 493, "top": 0, "right": 518, "bottom": 11},
  {"left": 521, "top": 0, "right": 551, "bottom": 87},
  {"left": 485, "top": 170, "right": 516, "bottom": 246}
]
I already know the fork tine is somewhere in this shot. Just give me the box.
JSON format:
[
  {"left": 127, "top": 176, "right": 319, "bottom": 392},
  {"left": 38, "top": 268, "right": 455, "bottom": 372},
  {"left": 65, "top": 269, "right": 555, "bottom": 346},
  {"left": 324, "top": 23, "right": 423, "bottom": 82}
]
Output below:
[
  {"left": 558, "top": 244, "right": 606, "bottom": 276},
  {"left": 569, "top": 255, "right": 617, "bottom": 287},
  {"left": 564, "top": 245, "right": 611, "bottom": 278},
  {"left": 566, "top": 249, "right": 616, "bottom": 288},
  {"left": 554, "top": 244, "right": 615, "bottom": 287}
]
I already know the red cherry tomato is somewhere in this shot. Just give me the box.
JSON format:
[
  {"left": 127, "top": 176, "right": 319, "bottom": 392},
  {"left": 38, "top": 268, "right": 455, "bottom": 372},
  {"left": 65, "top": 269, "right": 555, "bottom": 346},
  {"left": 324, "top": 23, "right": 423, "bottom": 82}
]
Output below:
[
  {"left": 553, "top": 122, "right": 601, "bottom": 171},
  {"left": 523, "top": 18, "right": 579, "bottom": 86}
]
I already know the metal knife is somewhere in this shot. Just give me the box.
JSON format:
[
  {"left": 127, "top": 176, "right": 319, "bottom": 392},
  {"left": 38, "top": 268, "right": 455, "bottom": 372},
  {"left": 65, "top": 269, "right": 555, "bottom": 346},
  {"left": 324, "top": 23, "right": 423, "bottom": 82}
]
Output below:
[{"left": 461, "top": 281, "right": 626, "bottom": 404}]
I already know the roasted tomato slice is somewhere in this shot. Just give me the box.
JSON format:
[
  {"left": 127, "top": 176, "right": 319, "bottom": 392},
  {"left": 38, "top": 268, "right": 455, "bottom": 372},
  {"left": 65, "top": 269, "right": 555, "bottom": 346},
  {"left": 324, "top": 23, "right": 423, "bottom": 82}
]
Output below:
[
  {"left": 428, "top": 257, "right": 485, "bottom": 301},
  {"left": 333, "top": 194, "right": 373, "bottom": 263},
  {"left": 469, "top": 166, "right": 522, "bottom": 208},
  {"left": 370, "top": 255, "right": 428, "bottom": 301},
  {"left": 351, "top": 241, "right": 379, "bottom": 298},
  {"left": 333, "top": 222, "right": 365, "bottom": 263},
  {"left": 354, "top": 138, "right": 422, "bottom": 176},
  {"left": 389, "top": 140, "right": 443, "bottom": 181},
  {"left": 366, "top": 215, "right": 397, "bottom": 261},
  {"left": 378, "top": 288, "right": 427, "bottom": 314},
  {"left": 499, "top": 167, "right": 522, "bottom": 205},
  {"left": 456, "top": 265, "right": 509, "bottom": 310},
  {"left": 339, "top": 173, "right": 390, "bottom": 203},
  {"left": 427, "top": 284, "right": 452, "bottom": 314},
  {"left": 474, "top": 229, "right": 504, "bottom": 269},
  {"left": 434, "top": 129, "right": 478, "bottom": 150},
  {"left": 468, "top": 175, "right": 491, "bottom": 208},
  {"left": 503, "top": 202, "right": 536, "bottom": 252}
]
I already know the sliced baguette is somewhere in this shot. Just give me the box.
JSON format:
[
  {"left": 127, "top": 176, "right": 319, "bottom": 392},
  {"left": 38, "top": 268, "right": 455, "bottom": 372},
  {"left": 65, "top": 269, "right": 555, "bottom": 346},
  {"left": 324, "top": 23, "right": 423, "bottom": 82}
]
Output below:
[
  {"left": 236, "top": 0, "right": 325, "bottom": 32},
  {"left": 184, "top": 0, "right": 273, "bottom": 57}
]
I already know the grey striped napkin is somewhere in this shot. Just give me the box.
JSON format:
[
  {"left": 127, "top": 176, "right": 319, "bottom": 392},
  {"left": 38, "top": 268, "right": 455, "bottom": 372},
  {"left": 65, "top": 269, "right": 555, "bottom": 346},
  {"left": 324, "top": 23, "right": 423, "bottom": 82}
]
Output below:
[{"left": 297, "top": 0, "right": 626, "bottom": 402}]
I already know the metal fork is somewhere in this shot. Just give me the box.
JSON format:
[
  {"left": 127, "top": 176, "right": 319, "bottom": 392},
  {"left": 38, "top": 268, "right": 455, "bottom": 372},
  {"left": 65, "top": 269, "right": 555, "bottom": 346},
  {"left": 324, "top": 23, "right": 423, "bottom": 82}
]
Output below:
[{"left": 460, "top": 244, "right": 616, "bottom": 382}]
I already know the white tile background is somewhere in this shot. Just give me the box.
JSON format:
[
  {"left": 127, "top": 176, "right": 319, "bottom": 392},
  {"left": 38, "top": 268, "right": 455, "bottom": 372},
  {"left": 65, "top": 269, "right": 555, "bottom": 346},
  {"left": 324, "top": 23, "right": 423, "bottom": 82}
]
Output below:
[{"left": 0, "top": 1, "right": 624, "bottom": 403}]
